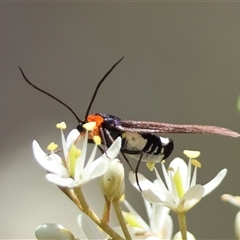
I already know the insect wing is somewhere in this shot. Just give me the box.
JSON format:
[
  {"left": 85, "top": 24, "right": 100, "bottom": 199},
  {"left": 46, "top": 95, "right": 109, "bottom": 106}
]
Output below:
[{"left": 116, "top": 120, "right": 240, "bottom": 138}]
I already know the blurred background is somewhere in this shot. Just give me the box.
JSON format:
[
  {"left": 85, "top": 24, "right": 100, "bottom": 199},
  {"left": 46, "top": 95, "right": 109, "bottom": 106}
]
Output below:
[{"left": 1, "top": 2, "right": 240, "bottom": 239}]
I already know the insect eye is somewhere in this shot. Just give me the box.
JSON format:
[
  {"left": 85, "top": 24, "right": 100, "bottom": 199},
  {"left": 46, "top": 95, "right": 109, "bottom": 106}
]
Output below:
[{"left": 76, "top": 122, "right": 86, "bottom": 133}]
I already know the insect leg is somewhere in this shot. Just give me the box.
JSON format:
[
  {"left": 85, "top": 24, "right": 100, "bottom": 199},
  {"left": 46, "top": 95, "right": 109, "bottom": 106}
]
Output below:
[
  {"left": 46, "top": 148, "right": 63, "bottom": 156},
  {"left": 99, "top": 127, "right": 109, "bottom": 153},
  {"left": 97, "top": 145, "right": 105, "bottom": 154},
  {"left": 135, "top": 151, "right": 144, "bottom": 191},
  {"left": 101, "top": 128, "right": 134, "bottom": 171},
  {"left": 120, "top": 152, "right": 134, "bottom": 172}
]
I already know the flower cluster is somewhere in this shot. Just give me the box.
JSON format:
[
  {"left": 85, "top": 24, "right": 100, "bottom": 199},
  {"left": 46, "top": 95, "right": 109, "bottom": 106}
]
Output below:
[
  {"left": 32, "top": 122, "right": 229, "bottom": 240},
  {"left": 33, "top": 122, "right": 112, "bottom": 188},
  {"left": 130, "top": 151, "right": 227, "bottom": 214}
]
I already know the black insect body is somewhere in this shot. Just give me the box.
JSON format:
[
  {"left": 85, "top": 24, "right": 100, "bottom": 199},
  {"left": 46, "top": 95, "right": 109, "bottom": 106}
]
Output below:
[
  {"left": 81, "top": 112, "right": 174, "bottom": 164},
  {"left": 122, "top": 132, "right": 174, "bottom": 163},
  {"left": 18, "top": 57, "right": 240, "bottom": 189}
]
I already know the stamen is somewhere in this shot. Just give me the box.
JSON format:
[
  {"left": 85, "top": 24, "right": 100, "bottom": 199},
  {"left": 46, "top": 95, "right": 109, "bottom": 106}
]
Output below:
[
  {"left": 47, "top": 142, "right": 58, "bottom": 151},
  {"left": 183, "top": 150, "right": 200, "bottom": 158},
  {"left": 146, "top": 162, "right": 155, "bottom": 171},
  {"left": 69, "top": 144, "right": 81, "bottom": 158},
  {"left": 56, "top": 122, "right": 67, "bottom": 129},
  {"left": 168, "top": 167, "right": 174, "bottom": 172},
  {"left": 83, "top": 122, "right": 96, "bottom": 131},
  {"left": 191, "top": 159, "right": 201, "bottom": 168},
  {"left": 93, "top": 135, "right": 101, "bottom": 145}
]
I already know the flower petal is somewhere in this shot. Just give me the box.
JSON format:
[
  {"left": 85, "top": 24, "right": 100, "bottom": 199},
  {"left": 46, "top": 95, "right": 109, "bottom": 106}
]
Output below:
[
  {"left": 35, "top": 223, "right": 76, "bottom": 240},
  {"left": 46, "top": 173, "right": 78, "bottom": 188},
  {"left": 66, "top": 129, "right": 80, "bottom": 149},
  {"left": 166, "top": 169, "right": 179, "bottom": 206},
  {"left": 169, "top": 157, "right": 188, "bottom": 184},
  {"left": 189, "top": 165, "right": 197, "bottom": 188},
  {"left": 143, "top": 198, "right": 152, "bottom": 219},
  {"left": 114, "top": 226, "right": 145, "bottom": 239},
  {"left": 162, "top": 214, "right": 173, "bottom": 240},
  {"left": 81, "top": 158, "right": 109, "bottom": 183},
  {"left": 78, "top": 131, "right": 89, "bottom": 174},
  {"left": 60, "top": 129, "right": 68, "bottom": 161},
  {"left": 77, "top": 214, "right": 105, "bottom": 239},
  {"left": 221, "top": 194, "right": 240, "bottom": 208},
  {"left": 154, "top": 168, "right": 172, "bottom": 198},
  {"left": 32, "top": 140, "right": 69, "bottom": 177},
  {"left": 150, "top": 204, "right": 170, "bottom": 235},
  {"left": 100, "top": 159, "right": 124, "bottom": 201},
  {"left": 129, "top": 171, "right": 156, "bottom": 191},
  {"left": 203, "top": 168, "right": 227, "bottom": 197},
  {"left": 235, "top": 211, "right": 240, "bottom": 239},
  {"left": 142, "top": 189, "right": 167, "bottom": 204},
  {"left": 83, "top": 144, "right": 98, "bottom": 172},
  {"left": 185, "top": 158, "right": 192, "bottom": 190},
  {"left": 180, "top": 184, "right": 204, "bottom": 212},
  {"left": 104, "top": 137, "right": 121, "bottom": 159},
  {"left": 145, "top": 237, "right": 162, "bottom": 240},
  {"left": 123, "top": 199, "right": 150, "bottom": 232},
  {"left": 161, "top": 161, "right": 173, "bottom": 192}
]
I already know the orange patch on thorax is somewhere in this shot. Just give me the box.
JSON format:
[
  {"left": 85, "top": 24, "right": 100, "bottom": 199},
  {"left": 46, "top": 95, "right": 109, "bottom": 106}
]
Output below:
[{"left": 87, "top": 114, "right": 104, "bottom": 138}]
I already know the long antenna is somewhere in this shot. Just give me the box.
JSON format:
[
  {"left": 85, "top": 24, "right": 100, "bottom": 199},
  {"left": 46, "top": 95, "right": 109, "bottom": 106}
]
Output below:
[
  {"left": 18, "top": 66, "right": 82, "bottom": 123},
  {"left": 84, "top": 57, "right": 124, "bottom": 119}
]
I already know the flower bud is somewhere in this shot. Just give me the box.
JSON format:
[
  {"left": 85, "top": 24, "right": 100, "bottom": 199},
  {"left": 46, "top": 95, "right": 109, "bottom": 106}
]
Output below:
[
  {"left": 100, "top": 159, "right": 125, "bottom": 202},
  {"left": 35, "top": 223, "right": 75, "bottom": 240},
  {"left": 172, "top": 231, "right": 196, "bottom": 240}
]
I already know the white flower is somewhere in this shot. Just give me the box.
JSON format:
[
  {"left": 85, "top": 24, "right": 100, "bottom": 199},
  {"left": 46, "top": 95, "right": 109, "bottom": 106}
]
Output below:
[
  {"left": 32, "top": 122, "right": 113, "bottom": 188},
  {"left": 130, "top": 152, "right": 227, "bottom": 213},
  {"left": 221, "top": 194, "right": 240, "bottom": 208},
  {"left": 221, "top": 194, "right": 240, "bottom": 239},
  {"left": 119, "top": 198, "right": 173, "bottom": 239},
  {"left": 35, "top": 223, "right": 77, "bottom": 240}
]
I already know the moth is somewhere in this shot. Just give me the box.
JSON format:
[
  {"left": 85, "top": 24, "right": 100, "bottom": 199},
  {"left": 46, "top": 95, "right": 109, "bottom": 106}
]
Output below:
[{"left": 18, "top": 58, "right": 239, "bottom": 188}]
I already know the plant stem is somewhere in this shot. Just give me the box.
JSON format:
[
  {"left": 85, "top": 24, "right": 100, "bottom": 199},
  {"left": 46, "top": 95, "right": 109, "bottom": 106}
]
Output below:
[
  {"left": 177, "top": 212, "right": 187, "bottom": 240},
  {"left": 112, "top": 199, "right": 132, "bottom": 240},
  {"left": 74, "top": 187, "right": 125, "bottom": 240},
  {"left": 102, "top": 198, "right": 111, "bottom": 224}
]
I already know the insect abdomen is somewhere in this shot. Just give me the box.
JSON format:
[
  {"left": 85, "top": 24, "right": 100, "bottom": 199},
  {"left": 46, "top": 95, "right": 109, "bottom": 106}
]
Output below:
[{"left": 122, "top": 132, "right": 174, "bottom": 163}]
